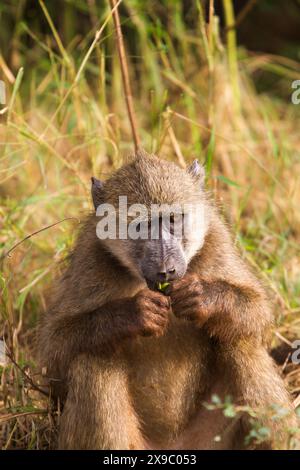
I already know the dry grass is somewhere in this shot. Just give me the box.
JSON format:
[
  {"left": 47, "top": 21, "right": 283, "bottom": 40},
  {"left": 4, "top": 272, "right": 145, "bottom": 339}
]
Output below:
[{"left": 0, "top": 0, "right": 300, "bottom": 449}]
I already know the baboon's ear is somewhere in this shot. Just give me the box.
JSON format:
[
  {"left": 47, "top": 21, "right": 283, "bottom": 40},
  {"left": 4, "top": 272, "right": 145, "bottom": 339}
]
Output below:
[
  {"left": 187, "top": 159, "right": 205, "bottom": 186},
  {"left": 91, "top": 177, "right": 104, "bottom": 210}
]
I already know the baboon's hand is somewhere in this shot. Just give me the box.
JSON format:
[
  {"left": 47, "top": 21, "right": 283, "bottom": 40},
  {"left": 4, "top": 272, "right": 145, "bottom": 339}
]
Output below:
[
  {"left": 167, "top": 273, "right": 213, "bottom": 327},
  {"left": 131, "top": 288, "right": 171, "bottom": 337}
]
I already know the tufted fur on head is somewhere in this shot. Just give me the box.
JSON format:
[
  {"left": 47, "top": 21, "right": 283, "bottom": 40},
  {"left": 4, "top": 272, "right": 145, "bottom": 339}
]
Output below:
[{"left": 92, "top": 149, "right": 206, "bottom": 208}]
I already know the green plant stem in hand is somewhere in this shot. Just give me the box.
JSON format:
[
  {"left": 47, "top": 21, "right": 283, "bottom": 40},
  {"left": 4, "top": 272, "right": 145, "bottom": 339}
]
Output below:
[{"left": 156, "top": 282, "right": 170, "bottom": 293}]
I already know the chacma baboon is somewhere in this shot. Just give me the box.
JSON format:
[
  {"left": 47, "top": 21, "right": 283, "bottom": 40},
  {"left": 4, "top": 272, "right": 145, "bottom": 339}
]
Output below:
[{"left": 38, "top": 149, "right": 297, "bottom": 450}]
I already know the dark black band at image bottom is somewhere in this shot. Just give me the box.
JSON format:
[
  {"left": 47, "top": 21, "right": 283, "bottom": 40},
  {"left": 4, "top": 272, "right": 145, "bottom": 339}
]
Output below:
[{"left": 0, "top": 450, "right": 299, "bottom": 467}]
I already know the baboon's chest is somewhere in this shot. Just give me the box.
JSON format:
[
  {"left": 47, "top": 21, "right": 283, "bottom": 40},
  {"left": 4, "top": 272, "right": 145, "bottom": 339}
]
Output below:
[{"left": 125, "top": 317, "right": 212, "bottom": 444}]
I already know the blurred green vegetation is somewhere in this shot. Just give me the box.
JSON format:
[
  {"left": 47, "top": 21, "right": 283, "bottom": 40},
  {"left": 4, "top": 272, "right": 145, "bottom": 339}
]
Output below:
[{"left": 1, "top": 1, "right": 300, "bottom": 99}]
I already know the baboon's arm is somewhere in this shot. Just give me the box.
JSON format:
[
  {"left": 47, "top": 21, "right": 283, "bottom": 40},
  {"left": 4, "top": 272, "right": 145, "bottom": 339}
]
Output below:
[
  {"left": 39, "top": 298, "right": 136, "bottom": 380},
  {"left": 198, "top": 277, "right": 270, "bottom": 343},
  {"left": 39, "top": 287, "right": 169, "bottom": 378},
  {"left": 169, "top": 273, "right": 271, "bottom": 343},
  {"left": 48, "top": 298, "right": 140, "bottom": 354}
]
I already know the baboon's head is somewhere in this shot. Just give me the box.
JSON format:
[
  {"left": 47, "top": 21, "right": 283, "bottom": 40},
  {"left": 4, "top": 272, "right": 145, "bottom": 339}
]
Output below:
[{"left": 91, "top": 150, "right": 210, "bottom": 285}]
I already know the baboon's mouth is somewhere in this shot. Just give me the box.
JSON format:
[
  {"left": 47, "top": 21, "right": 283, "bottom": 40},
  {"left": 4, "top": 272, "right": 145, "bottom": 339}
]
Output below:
[{"left": 145, "top": 278, "right": 171, "bottom": 294}]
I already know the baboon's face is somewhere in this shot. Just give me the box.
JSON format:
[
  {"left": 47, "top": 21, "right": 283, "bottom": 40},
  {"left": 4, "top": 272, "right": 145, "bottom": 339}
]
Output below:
[
  {"left": 92, "top": 152, "right": 209, "bottom": 283},
  {"left": 129, "top": 209, "right": 205, "bottom": 287}
]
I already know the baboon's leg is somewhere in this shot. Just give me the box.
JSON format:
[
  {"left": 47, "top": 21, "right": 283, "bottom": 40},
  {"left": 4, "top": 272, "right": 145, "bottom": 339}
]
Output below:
[
  {"left": 172, "top": 378, "right": 245, "bottom": 450},
  {"left": 176, "top": 344, "right": 297, "bottom": 450},
  {"left": 222, "top": 342, "right": 297, "bottom": 449},
  {"left": 58, "top": 354, "right": 145, "bottom": 450}
]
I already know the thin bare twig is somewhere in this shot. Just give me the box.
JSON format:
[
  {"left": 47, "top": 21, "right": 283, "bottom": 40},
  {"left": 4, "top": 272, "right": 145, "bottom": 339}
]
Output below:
[
  {"left": 109, "top": 0, "right": 141, "bottom": 151},
  {"left": 1, "top": 217, "right": 80, "bottom": 261},
  {"left": 6, "top": 349, "right": 49, "bottom": 398},
  {"left": 0, "top": 410, "right": 48, "bottom": 423}
]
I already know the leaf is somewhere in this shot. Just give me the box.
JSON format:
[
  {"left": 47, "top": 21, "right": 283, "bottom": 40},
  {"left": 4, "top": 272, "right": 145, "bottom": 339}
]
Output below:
[
  {"left": 224, "top": 405, "right": 236, "bottom": 418},
  {"left": 205, "top": 127, "right": 215, "bottom": 177},
  {"left": 217, "top": 175, "right": 241, "bottom": 188},
  {"left": 258, "top": 427, "right": 271, "bottom": 438},
  {"left": 211, "top": 394, "right": 221, "bottom": 405},
  {"left": 157, "top": 282, "right": 170, "bottom": 292}
]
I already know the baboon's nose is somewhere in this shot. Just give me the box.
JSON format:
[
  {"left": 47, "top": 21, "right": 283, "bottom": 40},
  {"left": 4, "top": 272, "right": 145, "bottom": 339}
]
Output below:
[{"left": 156, "top": 267, "right": 176, "bottom": 282}]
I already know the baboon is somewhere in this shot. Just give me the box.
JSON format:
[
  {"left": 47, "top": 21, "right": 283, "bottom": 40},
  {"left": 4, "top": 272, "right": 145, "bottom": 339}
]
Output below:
[{"left": 38, "top": 149, "right": 297, "bottom": 450}]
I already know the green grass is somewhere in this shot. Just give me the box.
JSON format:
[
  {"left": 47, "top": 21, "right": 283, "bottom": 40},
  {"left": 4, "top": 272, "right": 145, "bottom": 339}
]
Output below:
[{"left": 0, "top": 0, "right": 300, "bottom": 449}]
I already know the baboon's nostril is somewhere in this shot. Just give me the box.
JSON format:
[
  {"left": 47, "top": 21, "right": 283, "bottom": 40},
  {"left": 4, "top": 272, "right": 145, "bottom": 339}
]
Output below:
[{"left": 157, "top": 271, "right": 167, "bottom": 281}]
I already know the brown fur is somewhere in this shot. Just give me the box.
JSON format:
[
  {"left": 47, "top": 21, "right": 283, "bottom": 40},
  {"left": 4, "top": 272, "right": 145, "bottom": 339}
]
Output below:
[{"left": 38, "top": 151, "right": 297, "bottom": 450}]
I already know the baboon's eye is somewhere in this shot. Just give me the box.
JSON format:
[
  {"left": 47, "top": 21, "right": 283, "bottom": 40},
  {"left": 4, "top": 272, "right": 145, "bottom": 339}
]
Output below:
[
  {"left": 169, "top": 213, "right": 175, "bottom": 234},
  {"left": 169, "top": 213, "right": 185, "bottom": 235},
  {"left": 136, "top": 221, "right": 145, "bottom": 232},
  {"left": 135, "top": 220, "right": 152, "bottom": 234}
]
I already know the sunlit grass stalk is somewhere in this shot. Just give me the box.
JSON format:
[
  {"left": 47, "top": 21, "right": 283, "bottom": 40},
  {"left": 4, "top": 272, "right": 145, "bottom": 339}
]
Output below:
[
  {"left": 222, "top": 0, "right": 241, "bottom": 114},
  {"left": 38, "top": 0, "right": 73, "bottom": 71},
  {"left": 196, "top": 0, "right": 215, "bottom": 126},
  {"left": 7, "top": 67, "right": 24, "bottom": 123},
  {"left": 38, "top": 0, "right": 86, "bottom": 132},
  {"left": 39, "top": 0, "right": 121, "bottom": 138},
  {"left": 196, "top": 0, "right": 213, "bottom": 70}
]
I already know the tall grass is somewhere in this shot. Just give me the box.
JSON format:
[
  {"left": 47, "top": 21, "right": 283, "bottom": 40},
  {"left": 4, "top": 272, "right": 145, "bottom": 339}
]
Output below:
[{"left": 0, "top": 0, "right": 300, "bottom": 449}]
